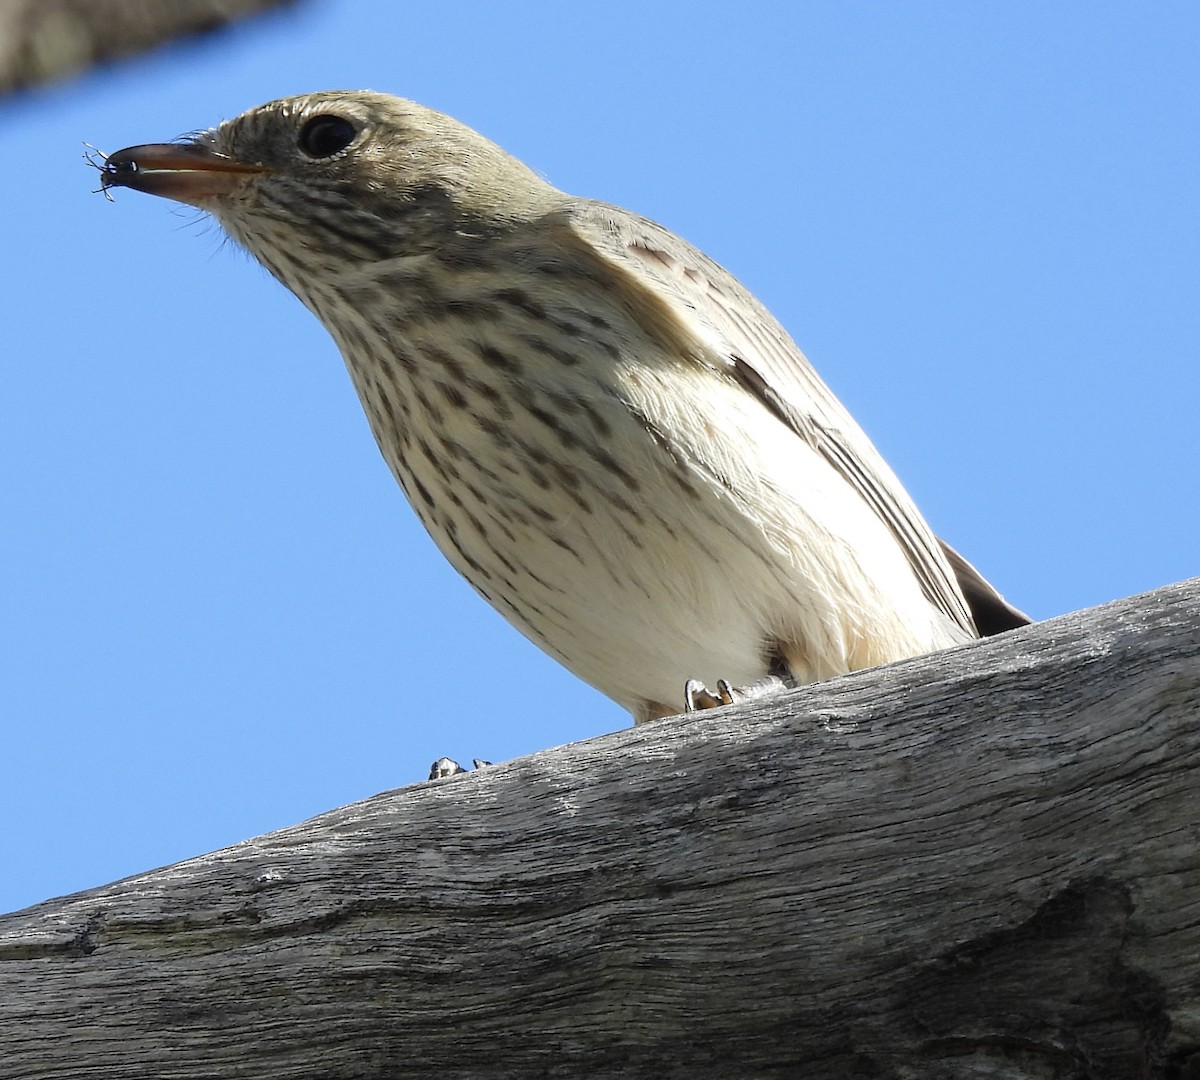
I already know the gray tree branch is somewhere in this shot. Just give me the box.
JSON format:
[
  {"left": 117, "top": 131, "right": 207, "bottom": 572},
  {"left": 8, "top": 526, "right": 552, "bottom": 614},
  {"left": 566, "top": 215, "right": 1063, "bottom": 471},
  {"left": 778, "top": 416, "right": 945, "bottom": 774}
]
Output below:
[{"left": 2, "top": 579, "right": 1198, "bottom": 1079}]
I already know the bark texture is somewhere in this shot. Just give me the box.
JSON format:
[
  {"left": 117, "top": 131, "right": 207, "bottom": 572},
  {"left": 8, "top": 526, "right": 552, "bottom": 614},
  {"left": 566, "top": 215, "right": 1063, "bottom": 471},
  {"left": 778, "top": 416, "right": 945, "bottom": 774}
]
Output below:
[{"left": 2, "top": 580, "right": 1198, "bottom": 1079}]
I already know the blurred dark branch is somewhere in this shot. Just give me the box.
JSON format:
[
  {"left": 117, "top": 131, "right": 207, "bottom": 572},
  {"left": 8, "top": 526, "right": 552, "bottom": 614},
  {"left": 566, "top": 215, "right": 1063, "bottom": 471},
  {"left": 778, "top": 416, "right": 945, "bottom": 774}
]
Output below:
[{"left": 0, "top": 0, "right": 301, "bottom": 95}]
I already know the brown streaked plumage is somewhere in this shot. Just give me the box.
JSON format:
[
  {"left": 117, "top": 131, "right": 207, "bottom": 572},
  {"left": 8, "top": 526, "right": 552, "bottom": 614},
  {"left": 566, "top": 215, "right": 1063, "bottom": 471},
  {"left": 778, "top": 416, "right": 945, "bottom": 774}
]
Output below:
[{"left": 100, "top": 91, "right": 1027, "bottom": 723}]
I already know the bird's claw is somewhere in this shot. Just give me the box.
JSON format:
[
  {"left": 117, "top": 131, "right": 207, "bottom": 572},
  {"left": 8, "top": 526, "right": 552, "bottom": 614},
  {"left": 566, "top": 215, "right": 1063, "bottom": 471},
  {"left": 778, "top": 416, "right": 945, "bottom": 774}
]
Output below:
[
  {"left": 428, "top": 757, "right": 494, "bottom": 780},
  {"left": 684, "top": 678, "right": 737, "bottom": 712},
  {"left": 683, "top": 675, "right": 789, "bottom": 713}
]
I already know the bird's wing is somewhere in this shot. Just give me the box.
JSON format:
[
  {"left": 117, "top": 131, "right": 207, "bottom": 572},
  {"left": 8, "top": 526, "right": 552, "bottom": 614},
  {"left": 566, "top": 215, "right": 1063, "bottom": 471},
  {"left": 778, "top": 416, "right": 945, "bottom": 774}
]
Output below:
[
  {"left": 560, "top": 202, "right": 979, "bottom": 637},
  {"left": 936, "top": 539, "right": 1031, "bottom": 635}
]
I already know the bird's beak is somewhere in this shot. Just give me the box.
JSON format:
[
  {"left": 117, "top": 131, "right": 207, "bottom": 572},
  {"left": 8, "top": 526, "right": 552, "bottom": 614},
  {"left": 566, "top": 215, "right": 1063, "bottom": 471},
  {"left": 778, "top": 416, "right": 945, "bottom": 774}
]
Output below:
[{"left": 100, "top": 142, "right": 266, "bottom": 206}]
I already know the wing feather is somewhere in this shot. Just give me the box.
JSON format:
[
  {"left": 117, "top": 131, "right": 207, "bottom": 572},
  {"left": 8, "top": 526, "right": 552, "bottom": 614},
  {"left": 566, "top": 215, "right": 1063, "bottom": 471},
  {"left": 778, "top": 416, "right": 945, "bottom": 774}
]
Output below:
[{"left": 563, "top": 202, "right": 982, "bottom": 637}]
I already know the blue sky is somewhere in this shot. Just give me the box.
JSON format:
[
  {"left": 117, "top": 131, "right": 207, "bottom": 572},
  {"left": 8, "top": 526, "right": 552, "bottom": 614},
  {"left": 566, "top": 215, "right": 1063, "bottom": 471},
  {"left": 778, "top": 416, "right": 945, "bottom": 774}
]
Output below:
[{"left": 3, "top": 1, "right": 1197, "bottom": 915}]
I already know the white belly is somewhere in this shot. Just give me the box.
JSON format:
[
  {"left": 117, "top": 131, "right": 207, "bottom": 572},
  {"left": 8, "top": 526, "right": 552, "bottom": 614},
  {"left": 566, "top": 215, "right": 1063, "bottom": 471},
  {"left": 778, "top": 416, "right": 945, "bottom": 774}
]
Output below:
[{"left": 358, "top": 344, "right": 965, "bottom": 719}]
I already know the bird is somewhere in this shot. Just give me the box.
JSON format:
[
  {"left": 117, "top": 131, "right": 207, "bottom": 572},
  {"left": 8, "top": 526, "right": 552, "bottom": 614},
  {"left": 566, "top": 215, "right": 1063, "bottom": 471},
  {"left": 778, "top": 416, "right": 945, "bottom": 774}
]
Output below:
[{"left": 99, "top": 90, "right": 1027, "bottom": 725}]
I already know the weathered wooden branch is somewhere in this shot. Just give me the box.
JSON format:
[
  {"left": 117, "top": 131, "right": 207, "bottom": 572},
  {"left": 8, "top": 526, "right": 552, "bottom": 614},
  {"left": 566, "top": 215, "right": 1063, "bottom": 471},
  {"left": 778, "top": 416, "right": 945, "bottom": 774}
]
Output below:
[
  {"left": 2, "top": 580, "right": 1198, "bottom": 1079},
  {"left": 0, "top": 0, "right": 300, "bottom": 94}
]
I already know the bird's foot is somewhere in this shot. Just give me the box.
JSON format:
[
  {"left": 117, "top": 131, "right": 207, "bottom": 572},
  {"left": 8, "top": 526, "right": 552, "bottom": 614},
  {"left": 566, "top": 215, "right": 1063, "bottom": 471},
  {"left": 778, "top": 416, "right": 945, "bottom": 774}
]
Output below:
[
  {"left": 428, "top": 757, "right": 494, "bottom": 780},
  {"left": 683, "top": 675, "right": 789, "bottom": 713}
]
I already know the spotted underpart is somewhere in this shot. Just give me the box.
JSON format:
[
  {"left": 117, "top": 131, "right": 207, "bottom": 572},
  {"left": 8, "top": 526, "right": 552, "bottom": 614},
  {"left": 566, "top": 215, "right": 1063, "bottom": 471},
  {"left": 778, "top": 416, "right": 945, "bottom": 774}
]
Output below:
[{"left": 105, "top": 90, "right": 1028, "bottom": 722}]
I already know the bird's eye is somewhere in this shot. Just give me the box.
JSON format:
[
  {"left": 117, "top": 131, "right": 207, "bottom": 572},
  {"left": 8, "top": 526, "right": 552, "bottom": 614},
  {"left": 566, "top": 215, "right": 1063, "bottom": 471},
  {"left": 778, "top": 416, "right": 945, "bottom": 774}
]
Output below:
[{"left": 298, "top": 115, "right": 358, "bottom": 159}]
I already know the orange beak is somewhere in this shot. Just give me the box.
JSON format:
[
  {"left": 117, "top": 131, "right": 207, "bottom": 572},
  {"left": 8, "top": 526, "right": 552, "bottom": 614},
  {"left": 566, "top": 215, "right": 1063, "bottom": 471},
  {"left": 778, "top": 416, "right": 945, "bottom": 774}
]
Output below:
[{"left": 101, "top": 142, "right": 266, "bottom": 206}]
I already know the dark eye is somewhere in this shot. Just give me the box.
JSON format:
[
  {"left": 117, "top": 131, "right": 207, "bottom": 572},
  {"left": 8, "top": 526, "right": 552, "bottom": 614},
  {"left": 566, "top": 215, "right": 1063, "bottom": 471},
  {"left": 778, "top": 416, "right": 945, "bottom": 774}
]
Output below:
[{"left": 298, "top": 115, "right": 357, "bottom": 158}]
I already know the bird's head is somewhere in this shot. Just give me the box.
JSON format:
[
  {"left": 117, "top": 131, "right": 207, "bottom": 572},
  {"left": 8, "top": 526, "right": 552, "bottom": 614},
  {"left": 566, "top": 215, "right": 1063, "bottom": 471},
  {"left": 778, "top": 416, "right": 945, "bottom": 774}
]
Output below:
[{"left": 101, "top": 90, "right": 558, "bottom": 272}]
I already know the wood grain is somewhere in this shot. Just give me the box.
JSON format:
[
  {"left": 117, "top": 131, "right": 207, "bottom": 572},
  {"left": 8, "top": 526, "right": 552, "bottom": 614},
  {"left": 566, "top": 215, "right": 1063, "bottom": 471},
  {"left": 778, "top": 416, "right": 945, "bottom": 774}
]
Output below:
[{"left": 2, "top": 580, "right": 1198, "bottom": 1078}]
